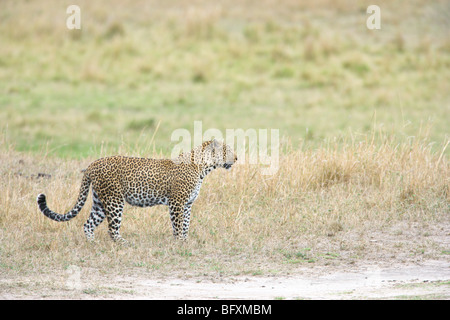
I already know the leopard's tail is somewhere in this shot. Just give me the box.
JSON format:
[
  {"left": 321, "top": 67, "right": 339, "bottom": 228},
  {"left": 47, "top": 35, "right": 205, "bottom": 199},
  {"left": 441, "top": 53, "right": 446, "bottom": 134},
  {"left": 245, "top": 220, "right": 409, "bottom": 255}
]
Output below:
[{"left": 37, "top": 172, "right": 91, "bottom": 222}]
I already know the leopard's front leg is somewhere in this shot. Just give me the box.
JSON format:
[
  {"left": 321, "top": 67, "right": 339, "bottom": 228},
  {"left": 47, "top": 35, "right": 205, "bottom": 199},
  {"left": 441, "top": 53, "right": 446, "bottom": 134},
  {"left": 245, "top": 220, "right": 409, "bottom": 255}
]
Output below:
[
  {"left": 181, "top": 201, "right": 194, "bottom": 239},
  {"left": 169, "top": 201, "right": 185, "bottom": 240},
  {"left": 169, "top": 199, "right": 194, "bottom": 241}
]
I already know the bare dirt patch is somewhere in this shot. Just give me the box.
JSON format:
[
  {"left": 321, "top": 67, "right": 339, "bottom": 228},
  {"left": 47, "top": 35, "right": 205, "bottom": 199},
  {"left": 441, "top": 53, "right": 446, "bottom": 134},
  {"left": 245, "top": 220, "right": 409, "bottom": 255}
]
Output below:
[
  {"left": 1, "top": 260, "right": 449, "bottom": 300},
  {"left": 108, "top": 260, "right": 450, "bottom": 300}
]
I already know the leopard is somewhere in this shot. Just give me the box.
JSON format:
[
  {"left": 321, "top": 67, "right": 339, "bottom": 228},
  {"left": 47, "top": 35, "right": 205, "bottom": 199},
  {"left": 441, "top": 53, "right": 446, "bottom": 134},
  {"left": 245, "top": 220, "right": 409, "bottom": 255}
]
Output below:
[{"left": 36, "top": 139, "right": 237, "bottom": 242}]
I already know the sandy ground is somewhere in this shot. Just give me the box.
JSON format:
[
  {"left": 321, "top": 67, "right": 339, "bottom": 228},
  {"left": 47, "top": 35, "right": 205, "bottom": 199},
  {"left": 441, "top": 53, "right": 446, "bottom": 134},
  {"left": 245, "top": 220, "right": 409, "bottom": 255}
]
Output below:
[{"left": 1, "top": 260, "right": 449, "bottom": 300}]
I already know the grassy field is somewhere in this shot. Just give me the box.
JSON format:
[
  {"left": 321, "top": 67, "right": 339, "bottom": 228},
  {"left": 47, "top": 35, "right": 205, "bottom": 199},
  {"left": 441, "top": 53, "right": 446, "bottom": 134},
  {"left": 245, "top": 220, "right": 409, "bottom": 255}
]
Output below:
[
  {"left": 0, "top": 0, "right": 449, "bottom": 281},
  {"left": 1, "top": 0, "right": 449, "bottom": 157},
  {"left": 0, "top": 129, "right": 448, "bottom": 277}
]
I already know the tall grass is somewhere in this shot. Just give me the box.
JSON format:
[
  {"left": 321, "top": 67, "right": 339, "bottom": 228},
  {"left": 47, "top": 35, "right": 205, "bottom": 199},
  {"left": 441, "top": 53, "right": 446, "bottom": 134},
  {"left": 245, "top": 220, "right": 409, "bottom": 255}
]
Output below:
[{"left": 0, "top": 130, "right": 448, "bottom": 275}]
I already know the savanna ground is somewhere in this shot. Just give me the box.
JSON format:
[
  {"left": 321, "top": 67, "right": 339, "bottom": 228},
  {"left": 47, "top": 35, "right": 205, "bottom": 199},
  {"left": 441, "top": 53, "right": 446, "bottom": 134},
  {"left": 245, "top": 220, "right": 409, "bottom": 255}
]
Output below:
[{"left": 0, "top": 0, "right": 449, "bottom": 299}]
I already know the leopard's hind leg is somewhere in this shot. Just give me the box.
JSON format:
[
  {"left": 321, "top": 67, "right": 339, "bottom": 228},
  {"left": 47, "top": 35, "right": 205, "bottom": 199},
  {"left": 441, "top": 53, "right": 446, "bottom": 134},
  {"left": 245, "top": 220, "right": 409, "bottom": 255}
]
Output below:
[
  {"left": 103, "top": 197, "right": 126, "bottom": 243},
  {"left": 83, "top": 190, "right": 106, "bottom": 241}
]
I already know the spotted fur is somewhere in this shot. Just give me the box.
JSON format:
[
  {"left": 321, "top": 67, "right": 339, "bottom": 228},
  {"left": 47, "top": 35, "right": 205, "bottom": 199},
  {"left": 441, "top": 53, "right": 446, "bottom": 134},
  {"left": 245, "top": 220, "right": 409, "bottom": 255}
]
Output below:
[{"left": 37, "top": 139, "right": 237, "bottom": 242}]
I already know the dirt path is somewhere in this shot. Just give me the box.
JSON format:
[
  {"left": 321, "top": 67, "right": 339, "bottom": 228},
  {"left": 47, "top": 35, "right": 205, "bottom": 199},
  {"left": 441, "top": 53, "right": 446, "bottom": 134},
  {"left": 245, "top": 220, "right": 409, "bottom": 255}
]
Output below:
[
  {"left": 1, "top": 260, "right": 449, "bottom": 299},
  {"left": 110, "top": 260, "right": 450, "bottom": 299}
]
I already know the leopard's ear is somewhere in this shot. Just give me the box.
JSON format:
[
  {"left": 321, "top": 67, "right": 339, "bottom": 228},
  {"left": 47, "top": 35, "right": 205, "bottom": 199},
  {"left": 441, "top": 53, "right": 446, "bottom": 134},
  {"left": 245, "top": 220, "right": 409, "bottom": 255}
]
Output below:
[
  {"left": 211, "top": 139, "right": 221, "bottom": 148},
  {"left": 203, "top": 139, "right": 220, "bottom": 148},
  {"left": 204, "top": 139, "right": 221, "bottom": 152}
]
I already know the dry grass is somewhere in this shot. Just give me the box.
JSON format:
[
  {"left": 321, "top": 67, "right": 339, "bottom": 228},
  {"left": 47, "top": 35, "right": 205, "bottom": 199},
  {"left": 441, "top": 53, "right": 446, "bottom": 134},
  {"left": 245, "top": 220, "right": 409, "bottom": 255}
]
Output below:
[{"left": 0, "top": 130, "right": 448, "bottom": 276}]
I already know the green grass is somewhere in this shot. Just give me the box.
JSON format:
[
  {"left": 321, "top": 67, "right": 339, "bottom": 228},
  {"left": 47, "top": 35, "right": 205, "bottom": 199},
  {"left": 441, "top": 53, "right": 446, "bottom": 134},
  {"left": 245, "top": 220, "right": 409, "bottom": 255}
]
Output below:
[{"left": 1, "top": 0, "right": 449, "bottom": 158}]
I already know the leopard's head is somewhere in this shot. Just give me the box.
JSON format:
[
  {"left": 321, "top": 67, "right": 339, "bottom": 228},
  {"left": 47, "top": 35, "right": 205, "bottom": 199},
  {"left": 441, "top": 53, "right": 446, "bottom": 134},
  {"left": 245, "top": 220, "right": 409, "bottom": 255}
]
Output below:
[{"left": 201, "top": 139, "right": 237, "bottom": 170}]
